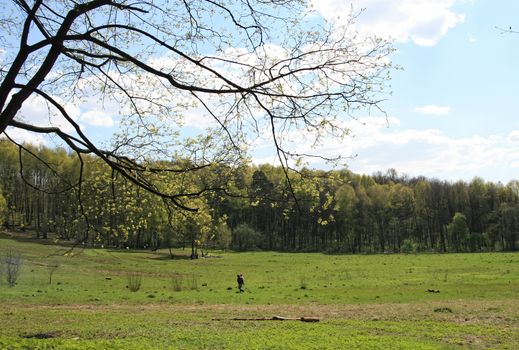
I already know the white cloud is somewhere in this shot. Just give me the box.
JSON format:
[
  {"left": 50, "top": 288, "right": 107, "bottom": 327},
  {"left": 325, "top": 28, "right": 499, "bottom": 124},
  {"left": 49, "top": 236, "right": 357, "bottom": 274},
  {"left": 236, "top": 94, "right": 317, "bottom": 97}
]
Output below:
[
  {"left": 468, "top": 34, "right": 476, "bottom": 43},
  {"left": 414, "top": 104, "right": 451, "bottom": 115},
  {"left": 309, "top": 0, "right": 465, "bottom": 46},
  {"left": 344, "top": 122, "right": 519, "bottom": 182},
  {"left": 15, "top": 95, "right": 80, "bottom": 133},
  {"left": 2, "top": 126, "right": 46, "bottom": 146},
  {"left": 506, "top": 130, "right": 519, "bottom": 145},
  {"left": 251, "top": 115, "right": 519, "bottom": 182},
  {"left": 80, "top": 110, "right": 114, "bottom": 127}
]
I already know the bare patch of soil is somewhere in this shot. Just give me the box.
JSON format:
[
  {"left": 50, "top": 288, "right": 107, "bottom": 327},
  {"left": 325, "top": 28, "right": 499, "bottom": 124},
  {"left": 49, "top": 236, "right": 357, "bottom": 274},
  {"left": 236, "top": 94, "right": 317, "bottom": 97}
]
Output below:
[
  {"left": 21, "top": 331, "right": 60, "bottom": 339},
  {"left": 16, "top": 299, "right": 519, "bottom": 326}
]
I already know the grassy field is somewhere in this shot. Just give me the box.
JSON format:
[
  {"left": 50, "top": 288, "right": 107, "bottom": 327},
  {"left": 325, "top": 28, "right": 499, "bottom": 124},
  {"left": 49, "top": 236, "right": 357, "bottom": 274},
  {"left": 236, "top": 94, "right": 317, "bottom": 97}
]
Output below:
[{"left": 0, "top": 232, "right": 518, "bottom": 349}]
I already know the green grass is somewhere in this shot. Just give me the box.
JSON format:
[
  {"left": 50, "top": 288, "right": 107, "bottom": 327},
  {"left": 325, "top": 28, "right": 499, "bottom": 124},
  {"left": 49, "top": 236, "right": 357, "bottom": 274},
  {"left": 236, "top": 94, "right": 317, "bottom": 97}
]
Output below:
[{"left": 0, "top": 233, "right": 518, "bottom": 349}]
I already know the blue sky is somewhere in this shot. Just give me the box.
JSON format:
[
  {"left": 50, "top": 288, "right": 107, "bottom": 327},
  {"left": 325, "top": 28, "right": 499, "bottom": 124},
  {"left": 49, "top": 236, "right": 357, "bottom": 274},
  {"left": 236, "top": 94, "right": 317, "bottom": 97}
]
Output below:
[
  {"left": 7, "top": 0, "right": 519, "bottom": 184},
  {"left": 311, "top": 0, "right": 519, "bottom": 183}
]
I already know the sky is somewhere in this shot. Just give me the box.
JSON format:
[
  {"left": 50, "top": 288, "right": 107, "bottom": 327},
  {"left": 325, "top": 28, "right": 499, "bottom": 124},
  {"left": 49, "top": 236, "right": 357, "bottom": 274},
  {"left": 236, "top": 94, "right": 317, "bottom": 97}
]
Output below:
[
  {"left": 304, "top": 0, "right": 519, "bottom": 184},
  {"left": 6, "top": 0, "right": 519, "bottom": 184}
]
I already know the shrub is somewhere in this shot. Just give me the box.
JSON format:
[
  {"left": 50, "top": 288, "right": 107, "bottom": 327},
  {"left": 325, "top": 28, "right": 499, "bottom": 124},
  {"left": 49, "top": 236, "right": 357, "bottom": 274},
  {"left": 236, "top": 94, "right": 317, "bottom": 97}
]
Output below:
[
  {"left": 214, "top": 220, "right": 232, "bottom": 250},
  {"left": 232, "top": 223, "right": 262, "bottom": 251},
  {"left": 400, "top": 239, "right": 417, "bottom": 254}
]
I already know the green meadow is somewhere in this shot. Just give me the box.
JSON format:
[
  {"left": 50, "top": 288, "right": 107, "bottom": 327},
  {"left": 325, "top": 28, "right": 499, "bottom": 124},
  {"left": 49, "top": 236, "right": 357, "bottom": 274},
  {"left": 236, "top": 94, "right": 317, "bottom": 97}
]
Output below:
[{"left": 0, "top": 233, "right": 518, "bottom": 349}]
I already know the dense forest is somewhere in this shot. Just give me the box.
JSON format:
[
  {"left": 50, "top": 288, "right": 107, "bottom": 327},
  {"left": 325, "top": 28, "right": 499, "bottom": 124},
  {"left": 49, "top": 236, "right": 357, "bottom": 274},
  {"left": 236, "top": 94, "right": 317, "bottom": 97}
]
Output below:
[{"left": 0, "top": 141, "right": 517, "bottom": 254}]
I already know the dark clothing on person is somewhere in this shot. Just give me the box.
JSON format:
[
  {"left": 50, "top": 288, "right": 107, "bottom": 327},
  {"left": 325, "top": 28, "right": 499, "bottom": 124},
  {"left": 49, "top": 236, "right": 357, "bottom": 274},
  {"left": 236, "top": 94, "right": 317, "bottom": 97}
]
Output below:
[{"left": 237, "top": 274, "right": 244, "bottom": 292}]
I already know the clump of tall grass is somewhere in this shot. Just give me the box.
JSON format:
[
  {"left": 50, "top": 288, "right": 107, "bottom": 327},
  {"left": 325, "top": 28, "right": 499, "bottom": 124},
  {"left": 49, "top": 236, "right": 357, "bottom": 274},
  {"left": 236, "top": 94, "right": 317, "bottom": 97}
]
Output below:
[
  {"left": 126, "top": 272, "right": 142, "bottom": 292},
  {"left": 47, "top": 264, "right": 59, "bottom": 285},
  {"left": 171, "top": 273, "right": 183, "bottom": 292},
  {"left": 299, "top": 276, "right": 308, "bottom": 290},
  {"left": 189, "top": 274, "right": 199, "bottom": 291}
]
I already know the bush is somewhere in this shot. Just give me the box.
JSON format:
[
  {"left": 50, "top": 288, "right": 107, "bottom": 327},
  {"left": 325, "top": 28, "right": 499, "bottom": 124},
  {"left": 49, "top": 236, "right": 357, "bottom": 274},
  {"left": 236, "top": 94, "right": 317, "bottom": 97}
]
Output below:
[
  {"left": 400, "top": 239, "right": 417, "bottom": 254},
  {"left": 214, "top": 221, "right": 232, "bottom": 250},
  {"left": 232, "top": 223, "right": 262, "bottom": 251}
]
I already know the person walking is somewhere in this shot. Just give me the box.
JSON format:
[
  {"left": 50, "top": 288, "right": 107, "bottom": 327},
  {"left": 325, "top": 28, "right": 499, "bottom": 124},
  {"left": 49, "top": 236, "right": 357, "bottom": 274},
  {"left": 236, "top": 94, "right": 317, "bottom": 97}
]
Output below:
[{"left": 237, "top": 273, "right": 245, "bottom": 292}]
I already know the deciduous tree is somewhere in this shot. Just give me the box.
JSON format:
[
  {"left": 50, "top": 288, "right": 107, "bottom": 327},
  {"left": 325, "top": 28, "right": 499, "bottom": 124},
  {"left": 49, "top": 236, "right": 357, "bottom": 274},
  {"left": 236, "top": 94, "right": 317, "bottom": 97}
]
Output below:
[
  {"left": 447, "top": 212, "right": 469, "bottom": 252},
  {"left": 0, "top": 0, "right": 394, "bottom": 224}
]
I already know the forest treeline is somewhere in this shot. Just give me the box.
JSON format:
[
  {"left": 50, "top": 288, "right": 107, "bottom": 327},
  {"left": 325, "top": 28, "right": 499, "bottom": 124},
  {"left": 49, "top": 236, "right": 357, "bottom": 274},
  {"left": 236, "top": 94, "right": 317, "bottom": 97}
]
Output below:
[{"left": 0, "top": 141, "right": 517, "bottom": 254}]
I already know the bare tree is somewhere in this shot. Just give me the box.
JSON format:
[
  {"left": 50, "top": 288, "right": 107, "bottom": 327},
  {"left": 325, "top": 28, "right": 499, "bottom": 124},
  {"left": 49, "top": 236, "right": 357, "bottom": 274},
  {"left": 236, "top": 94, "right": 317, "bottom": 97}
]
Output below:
[
  {"left": 3, "top": 247, "right": 22, "bottom": 287},
  {"left": 0, "top": 1, "right": 394, "bottom": 214}
]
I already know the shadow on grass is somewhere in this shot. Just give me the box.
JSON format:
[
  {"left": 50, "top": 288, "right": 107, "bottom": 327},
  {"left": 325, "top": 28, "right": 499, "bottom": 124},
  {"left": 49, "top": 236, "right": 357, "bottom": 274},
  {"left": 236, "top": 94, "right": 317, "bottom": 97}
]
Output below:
[
  {"left": 1, "top": 231, "right": 224, "bottom": 261},
  {"left": 0, "top": 230, "right": 73, "bottom": 247},
  {"left": 149, "top": 253, "right": 195, "bottom": 260},
  {"left": 1, "top": 231, "right": 194, "bottom": 258}
]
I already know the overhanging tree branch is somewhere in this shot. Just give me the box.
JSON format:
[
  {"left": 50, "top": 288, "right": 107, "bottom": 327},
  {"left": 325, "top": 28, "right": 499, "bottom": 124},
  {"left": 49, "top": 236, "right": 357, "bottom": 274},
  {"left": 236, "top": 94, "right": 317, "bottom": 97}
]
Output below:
[{"left": 1, "top": 0, "right": 395, "bottom": 231}]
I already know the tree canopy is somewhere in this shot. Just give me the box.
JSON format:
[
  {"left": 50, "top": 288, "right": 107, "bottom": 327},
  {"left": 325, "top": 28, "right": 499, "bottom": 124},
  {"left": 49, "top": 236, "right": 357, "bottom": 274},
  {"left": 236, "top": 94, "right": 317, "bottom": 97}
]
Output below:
[
  {"left": 0, "top": 142, "right": 517, "bottom": 253},
  {"left": 0, "top": 0, "right": 394, "bottom": 215}
]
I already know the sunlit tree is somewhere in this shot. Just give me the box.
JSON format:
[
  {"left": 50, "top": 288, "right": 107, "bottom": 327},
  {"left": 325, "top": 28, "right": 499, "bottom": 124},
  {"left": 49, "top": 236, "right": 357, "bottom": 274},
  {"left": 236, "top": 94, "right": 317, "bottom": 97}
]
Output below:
[
  {"left": 0, "top": 0, "right": 394, "bottom": 223},
  {"left": 0, "top": 185, "right": 7, "bottom": 225},
  {"left": 447, "top": 212, "right": 469, "bottom": 252}
]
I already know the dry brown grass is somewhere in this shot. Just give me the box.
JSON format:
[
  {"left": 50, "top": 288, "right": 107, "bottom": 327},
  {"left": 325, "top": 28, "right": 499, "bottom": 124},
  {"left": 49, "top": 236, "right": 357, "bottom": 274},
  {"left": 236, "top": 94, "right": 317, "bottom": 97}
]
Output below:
[{"left": 17, "top": 298, "right": 518, "bottom": 326}]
